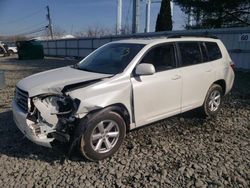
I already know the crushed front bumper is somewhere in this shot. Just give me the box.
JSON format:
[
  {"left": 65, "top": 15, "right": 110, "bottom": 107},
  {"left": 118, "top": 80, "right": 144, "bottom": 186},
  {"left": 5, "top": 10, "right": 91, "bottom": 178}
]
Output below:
[{"left": 12, "top": 101, "right": 54, "bottom": 148}]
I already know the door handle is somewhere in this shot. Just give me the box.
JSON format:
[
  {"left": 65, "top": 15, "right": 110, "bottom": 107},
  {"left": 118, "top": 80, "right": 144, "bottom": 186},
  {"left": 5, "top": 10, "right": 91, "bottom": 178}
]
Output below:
[
  {"left": 206, "top": 69, "right": 212, "bottom": 72},
  {"left": 171, "top": 75, "right": 181, "bottom": 80}
]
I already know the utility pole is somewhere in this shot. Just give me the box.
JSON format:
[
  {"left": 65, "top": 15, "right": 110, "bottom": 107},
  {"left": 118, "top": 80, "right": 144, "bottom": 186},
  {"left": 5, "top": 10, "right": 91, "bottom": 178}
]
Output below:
[
  {"left": 132, "top": 0, "right": 140, "bottom": 33},
  {"left": 145, "top": 0, "right": 151, "bottom": 33},
  {"left": 46, "top": 5, "right": 53, "bottom": 40},
  {"left": 116, "top": 0, "right": 122, "bottom": 35},
  {"left": 170, "top": 0, "right": 174, "bottom": 17}
]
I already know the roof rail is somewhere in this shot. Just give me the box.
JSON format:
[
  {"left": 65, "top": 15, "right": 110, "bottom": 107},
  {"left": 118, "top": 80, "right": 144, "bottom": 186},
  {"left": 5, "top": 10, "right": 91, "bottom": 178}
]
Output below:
[{"left": 167, "top": 34, "right": 218, "bottom": 39}]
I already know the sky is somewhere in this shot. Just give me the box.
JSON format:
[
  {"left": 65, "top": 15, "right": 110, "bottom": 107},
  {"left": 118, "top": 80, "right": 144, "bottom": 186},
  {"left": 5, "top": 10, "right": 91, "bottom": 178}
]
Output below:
[{"left": 0, "top": 0, "right": 186, "bottom": 36}]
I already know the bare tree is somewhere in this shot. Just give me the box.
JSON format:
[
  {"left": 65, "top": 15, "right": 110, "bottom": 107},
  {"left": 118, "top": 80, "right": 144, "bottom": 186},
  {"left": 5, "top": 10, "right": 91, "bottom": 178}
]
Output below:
[
  {"left": 75, "top": 25, "right": 115, "bottom": 38},
  {"left": 121, "top": 24, "right": 132, "bottom": 35},
  {"left": 43, "top": 26, "right": 67, "bottom": 39},
  {"left": 53, "top": 26, "right": 67, "bottom": 38}
]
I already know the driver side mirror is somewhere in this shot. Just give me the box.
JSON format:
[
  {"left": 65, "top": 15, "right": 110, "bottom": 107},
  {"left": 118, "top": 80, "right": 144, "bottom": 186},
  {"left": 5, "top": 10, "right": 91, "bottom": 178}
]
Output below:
[{"left": 135, "top": 63, "right": 155, "bottom": 76}]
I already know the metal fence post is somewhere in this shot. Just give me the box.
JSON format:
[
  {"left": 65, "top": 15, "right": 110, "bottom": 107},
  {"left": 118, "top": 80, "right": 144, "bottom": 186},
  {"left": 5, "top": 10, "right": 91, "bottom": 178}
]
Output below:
[
  {"left": 65, "top": 40, "right": 67, "bottom": 57},
  {"left": 47, "top": 40, "right": 49, "bottom": 56},
  {"left": 55, "top": 40, "right": 58, "bottom": 56},
  {"left": 77, "top": 39, "right": 80, "bottom": 57},
  {"left": 91, "top": 38, "right": 94, "bottom": 52}
]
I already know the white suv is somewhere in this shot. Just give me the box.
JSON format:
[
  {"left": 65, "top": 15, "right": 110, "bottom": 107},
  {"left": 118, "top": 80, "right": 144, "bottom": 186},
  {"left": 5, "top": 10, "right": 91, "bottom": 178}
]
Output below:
[{"left": 12, "top": 36, "right": 235, "bottom": 161}]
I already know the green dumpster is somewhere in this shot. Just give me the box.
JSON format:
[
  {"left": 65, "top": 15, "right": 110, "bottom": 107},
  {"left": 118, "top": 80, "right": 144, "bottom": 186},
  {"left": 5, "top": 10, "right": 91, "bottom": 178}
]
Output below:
[{"left": 16, "top": 40, "right": 44, "bottom": 60}]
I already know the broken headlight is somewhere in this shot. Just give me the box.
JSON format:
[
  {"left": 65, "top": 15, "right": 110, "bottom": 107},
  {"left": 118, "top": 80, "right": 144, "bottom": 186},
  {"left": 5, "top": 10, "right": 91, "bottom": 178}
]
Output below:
[{"left": 36, "top": 95, "right": 78, "bottom": 116}]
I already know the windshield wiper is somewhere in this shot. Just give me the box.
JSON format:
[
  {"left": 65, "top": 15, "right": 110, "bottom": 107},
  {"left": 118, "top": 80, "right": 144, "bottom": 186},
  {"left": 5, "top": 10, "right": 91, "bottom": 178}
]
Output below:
[
  {"left": 78, "top": 67, "right": 99, "bottom": 73},
  {"left": 72, "top": 64, "right": 96, "bottom": 73},
  {"left": 72, "top": 64, "right": 114, "bottom": 75}
]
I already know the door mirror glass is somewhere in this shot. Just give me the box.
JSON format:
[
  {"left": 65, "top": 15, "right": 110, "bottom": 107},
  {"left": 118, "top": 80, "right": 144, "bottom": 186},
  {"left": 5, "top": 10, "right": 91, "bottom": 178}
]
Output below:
[{"left": 135, "top": 63, "right": 155, "bottom": 76}]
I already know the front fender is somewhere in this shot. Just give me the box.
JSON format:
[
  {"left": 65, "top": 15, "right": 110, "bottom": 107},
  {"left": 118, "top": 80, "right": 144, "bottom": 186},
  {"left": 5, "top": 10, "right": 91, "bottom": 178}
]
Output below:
[{"left": 68, "top": 76, "right": 133, "bottom": 123}]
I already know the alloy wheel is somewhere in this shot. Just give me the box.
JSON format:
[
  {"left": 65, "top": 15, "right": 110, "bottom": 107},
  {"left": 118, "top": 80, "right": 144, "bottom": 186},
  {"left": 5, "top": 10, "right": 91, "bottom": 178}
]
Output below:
[
  {"left": 90, "top": 120, "right": 120, "bottom": 153},
  {"left": 208, "top": 90, "right": 221, "bottom": 112}
]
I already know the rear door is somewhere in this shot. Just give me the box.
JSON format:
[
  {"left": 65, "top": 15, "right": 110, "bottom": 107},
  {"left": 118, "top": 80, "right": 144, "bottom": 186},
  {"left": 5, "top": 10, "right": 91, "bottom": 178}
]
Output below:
[
  {"left": 177, "top": 41, "right": 214, "bottom": 112},
  {"left": 131, "top": 43, "right": 182, "bottom": 127}
]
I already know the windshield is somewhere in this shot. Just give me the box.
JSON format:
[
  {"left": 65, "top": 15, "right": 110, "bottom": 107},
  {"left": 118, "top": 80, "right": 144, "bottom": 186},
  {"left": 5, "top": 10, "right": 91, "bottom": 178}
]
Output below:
[{"left": 77, "top": 43, "right": 145, "bottom": 74}]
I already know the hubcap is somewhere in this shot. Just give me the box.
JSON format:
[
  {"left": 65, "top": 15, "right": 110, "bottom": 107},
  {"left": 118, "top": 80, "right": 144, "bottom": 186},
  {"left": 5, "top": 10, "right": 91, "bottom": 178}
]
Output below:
[
  {"left": 90, "top": 120, "right": 120, "bottom": 153},
  {"left": 208, "top": 90, "right": 221, "bottom": 112}
]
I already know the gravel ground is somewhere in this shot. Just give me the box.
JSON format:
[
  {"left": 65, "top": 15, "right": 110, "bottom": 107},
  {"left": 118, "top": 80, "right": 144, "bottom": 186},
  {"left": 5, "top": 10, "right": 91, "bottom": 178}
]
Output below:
[{"left": 0, "top": 56, "right": 249, "bottom": 188}]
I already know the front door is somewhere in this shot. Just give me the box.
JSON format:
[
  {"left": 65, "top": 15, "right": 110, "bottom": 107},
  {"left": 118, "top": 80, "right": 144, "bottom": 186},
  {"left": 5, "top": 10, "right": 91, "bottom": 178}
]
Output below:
[{"left": 131, "top": 43, "right": 182, "bottom": 127}]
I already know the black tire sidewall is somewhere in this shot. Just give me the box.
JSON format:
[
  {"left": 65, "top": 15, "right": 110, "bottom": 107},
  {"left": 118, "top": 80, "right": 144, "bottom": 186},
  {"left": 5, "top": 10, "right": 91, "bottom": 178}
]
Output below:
[
  {"left": 204, "top": 84, "right": 223, "bottom": 116},
  {"left": 8, "top": 50, "right": 14, "bottom": 55},
  {"left": 79, "top": 111, "right": 126, "bottom": 161}
]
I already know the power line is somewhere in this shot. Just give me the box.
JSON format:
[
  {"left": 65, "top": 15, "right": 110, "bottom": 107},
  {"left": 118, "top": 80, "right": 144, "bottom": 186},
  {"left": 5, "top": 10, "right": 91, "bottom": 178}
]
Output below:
[
  {"left": 0, "top": 8, "right": 44, "bottom": 25},
  {"left": 1, "top": 5, "right": 50, "bottom": 37},
  {"left": 15, "top": 26, "right": 46, "bottom": 36},
  {"left": 14, "top": 21, "right": 47, "bottom": 34}
]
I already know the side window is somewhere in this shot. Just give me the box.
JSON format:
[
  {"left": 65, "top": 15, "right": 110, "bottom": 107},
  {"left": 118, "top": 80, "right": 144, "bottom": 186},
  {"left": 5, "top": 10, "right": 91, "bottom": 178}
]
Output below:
[
  {"left": 141, "top": 44, "right": 176, "bottom": 71},
  {"left": 205, "top": 42, "right": 222, "bottom": 61},
  {"left": 200, "top": 42, "right": 209, "bottom": 62},
  {"left": 178, "top": 42, "right": 202, "bottom": 66}
]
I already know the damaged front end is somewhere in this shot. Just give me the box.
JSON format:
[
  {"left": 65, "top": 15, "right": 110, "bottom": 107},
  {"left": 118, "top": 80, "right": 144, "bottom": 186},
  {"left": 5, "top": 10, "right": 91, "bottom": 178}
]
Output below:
[{"left": 25, "top": 93, "right": 80, "bottom": 147}]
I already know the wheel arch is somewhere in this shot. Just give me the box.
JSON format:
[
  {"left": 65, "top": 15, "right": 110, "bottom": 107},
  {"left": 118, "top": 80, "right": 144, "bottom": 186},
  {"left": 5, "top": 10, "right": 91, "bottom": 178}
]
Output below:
[
  {"left": 103, "top": 103, "right": 131, "bottom": 132},
  {"left": 82, "top": 103, "right": 131, "bottom": 132},
  {"left": 202, "top": 79, "right": 226, "bottom": 105},
  {"left": 213, "top": 79, "right": 226, "bottom": 95},
  {"left": 76, "top": 103, "right": 128, "bottom": 161}
]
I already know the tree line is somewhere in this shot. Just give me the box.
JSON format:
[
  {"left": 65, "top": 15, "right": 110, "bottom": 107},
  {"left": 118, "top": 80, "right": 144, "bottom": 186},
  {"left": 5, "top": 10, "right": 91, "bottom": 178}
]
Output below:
[
  {"left": 1, "top": 0, "right": 249, "bottom": 41},
  {"left": 156, "top": 0, "right": 250, "bottom": 31}
]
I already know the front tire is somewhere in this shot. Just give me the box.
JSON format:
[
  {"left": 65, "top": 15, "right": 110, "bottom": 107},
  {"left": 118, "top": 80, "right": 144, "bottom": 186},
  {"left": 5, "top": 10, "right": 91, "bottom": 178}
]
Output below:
[
  {"left": 78, "top": 111, "right": 126, "bottom": 161},
  {"left": 3, "top": 52, "right": 10, "bottom": 57},
  {"left": 202, "top": 84, "right": 223, "bottom": 117}
]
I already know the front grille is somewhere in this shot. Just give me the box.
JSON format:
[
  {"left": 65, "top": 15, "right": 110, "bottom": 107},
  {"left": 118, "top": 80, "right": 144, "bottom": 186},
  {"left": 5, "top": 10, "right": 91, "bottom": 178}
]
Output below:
[{"left": 15, "top": 87, "right": 29, "bottom": 112}]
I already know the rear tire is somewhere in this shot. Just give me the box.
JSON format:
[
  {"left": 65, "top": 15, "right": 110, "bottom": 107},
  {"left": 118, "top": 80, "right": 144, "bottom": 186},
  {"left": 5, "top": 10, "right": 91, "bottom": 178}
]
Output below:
[
  {"left": 8, "top": 50, "right": 14, "bottom": 55},
  {"left": 201, "top": 84, "right": 223, "bottom": 117},
  {"left": 77, "top": 110, "right": 126, "bottom": 161}
]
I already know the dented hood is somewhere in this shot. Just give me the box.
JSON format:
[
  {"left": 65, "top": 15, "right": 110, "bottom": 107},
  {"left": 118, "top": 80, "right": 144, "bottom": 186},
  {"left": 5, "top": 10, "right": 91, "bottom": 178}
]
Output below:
[{"left": 17, "top": 66, "right": 111, "bottom": 97}]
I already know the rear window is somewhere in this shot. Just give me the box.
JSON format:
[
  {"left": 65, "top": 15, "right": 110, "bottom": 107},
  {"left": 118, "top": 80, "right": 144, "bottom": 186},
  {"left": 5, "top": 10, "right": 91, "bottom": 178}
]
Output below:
[
  {"left": 178, "top": 42, "right": 202, "bottom": 66},
  {"left": 205, "top": 42, "right": 222, "bottom": 61}
]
